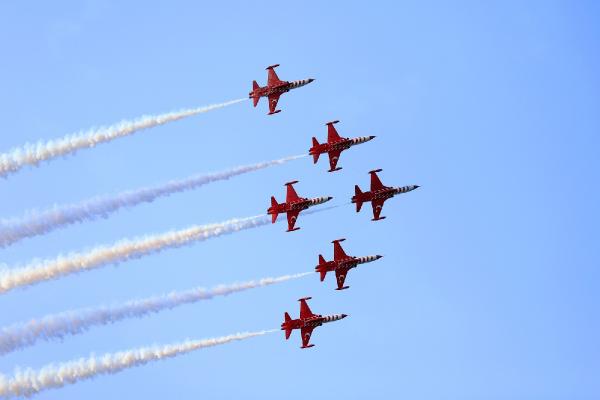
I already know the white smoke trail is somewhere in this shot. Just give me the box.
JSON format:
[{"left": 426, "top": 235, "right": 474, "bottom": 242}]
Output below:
[
  {"left": 0, "top": 272, "right": 310, "bottom": 355},
  {"left": 0, "top": 205, "right": 339, "bottom": 295},
  {"left": 0, "top": 98, "right": 246, "bottom": 178},
  {"left": 0, "top": 330, "right": 274, "bottom": 398},
  {"left": 0, "top": 154, "right": 305, "bottom": 247},
  {"left": 0, "top": 214, "right": 271, "bottom": 294}
]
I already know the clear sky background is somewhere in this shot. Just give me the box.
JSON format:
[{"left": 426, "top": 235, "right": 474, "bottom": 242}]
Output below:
[{"left": 0, "top": 1, "right": 598, "bottom": 399}]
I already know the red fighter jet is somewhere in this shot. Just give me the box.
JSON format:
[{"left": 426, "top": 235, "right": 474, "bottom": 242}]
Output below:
[
  {"left": 268, "top": 181, "right": 332, "bottom": 232},
  {"left": 309, "top": 120, "right": 376, "bottom": 172},
  {"left": 249, "top": 64, "right": 315, "bottom": 115},
  {"left": 316, "top": 238, "right": 383, "bottom": 290},
  {"left": 352, "top": 169, "right": 420, "bottom": 221},
  {"left": 281, "top": 297, "right": 347, "bottom": 349}
]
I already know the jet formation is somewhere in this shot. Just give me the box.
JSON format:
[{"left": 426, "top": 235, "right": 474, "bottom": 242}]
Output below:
[{"left": 249, "top": 64, "right": 420, "bottom": 348}]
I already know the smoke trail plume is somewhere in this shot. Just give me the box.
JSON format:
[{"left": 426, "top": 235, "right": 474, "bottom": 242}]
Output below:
[
  {"left": 0, "top": 205, "right": 338, "bottom": 295},
  {"left": 0, "top": 214, "right": 270, "bottom": 294},
  {"left": 0, "top": 330, "right": 273, "bottom": 398},
  {"left": 0, "top": 98, "right": 245, "bottom": 178},
  {"left": 0, "top": 272, "right": 309, "bottom": 355},
  {"left": 0, "top": 154, "right": 305, "bottom": 247}
]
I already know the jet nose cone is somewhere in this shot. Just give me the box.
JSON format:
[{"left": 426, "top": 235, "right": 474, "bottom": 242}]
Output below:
[
  {"left": 369, "top": 135, "right": 376, "bottom": 140},
  {"left": 326, "top": 196, "right": 333, "bottom": 201},
  {"left": 415, "top": 185, "right": 421, "bottom": 189},
  {"left": 376, "top": 255, "right": 383, "bottom": 260},
  {"left": 308, "top": 78, "right": 315, "bottom": 83},
  {"left": 341, "top": 314, "right": 348, "bottom": 319}
]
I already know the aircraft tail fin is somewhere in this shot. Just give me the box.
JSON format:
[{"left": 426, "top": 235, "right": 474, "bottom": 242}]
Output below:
[{"left": 354, "top": 185, "right": 364, "bottom": 212}]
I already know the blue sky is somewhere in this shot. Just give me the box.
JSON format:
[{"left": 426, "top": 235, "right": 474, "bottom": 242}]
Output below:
[{"left": 0, "top": 1, "right": 599, "bottom": 398}]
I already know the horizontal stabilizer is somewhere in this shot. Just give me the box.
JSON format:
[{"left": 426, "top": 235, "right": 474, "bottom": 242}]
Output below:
[
  {"left": 325, "top": 120, "right": 340, "bottom": 125},
  {"left": 355, "top": 200, "right": 363, "bottom": 213},
  {"left": 311, "top": 137, "right": 321, "bottom": 164},
  {"left": 369, "top": 168, "right": 383, "bottom": 174},
  {"left": 319, "top": 269, "right": 327, "bottom": 282},
  {"left": 285, "top": 180, "right": 299, "bottom": 186},
  {"left": 354, "top": 185, "right": 364, "bottom": 212},
  {"left": 335, "top": 286, "right": 350, "bottom": 291},
  {"left": 270, "top": 196, "right": 279, "bottom": 223},
  {"left": 266, "top": 64, "right": 280, "bottom": 70}
]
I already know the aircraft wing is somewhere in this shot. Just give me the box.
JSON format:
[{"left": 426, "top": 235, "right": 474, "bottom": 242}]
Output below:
[
  {"left": 299, "top": 298, "right": 315, "bottom": 319},
  {"left": 286, "top": 209, "right": 301, "bottom": 231},
  {"left": 268, "top": 94, "right": 281, "bottom": 114},
  {"left": 327, "top": 122, "right": 343, "bottom": 142},
  {"left": 370, "top": 170, "right": 387, "bottom": 191},
  {"left": 335, "top": 267, "right": 350, "bottom": 290},
  {"left": 333, "top": 240, "right": 348, "bottom": 261},
  {"left": 267, "top": 66, "right": 283, "bottom": 86},
  {"left": 300, "top": 326, "right": 315, "bottom": 348},
  {"left": 286, "top": 182, "right": 300, "bottom": 202},
  {"left": 372, "top": 198, "right": 386, "bottom": 220},
  {"left": 328, "top": 150, "right": 342, "bottom": 172}
]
